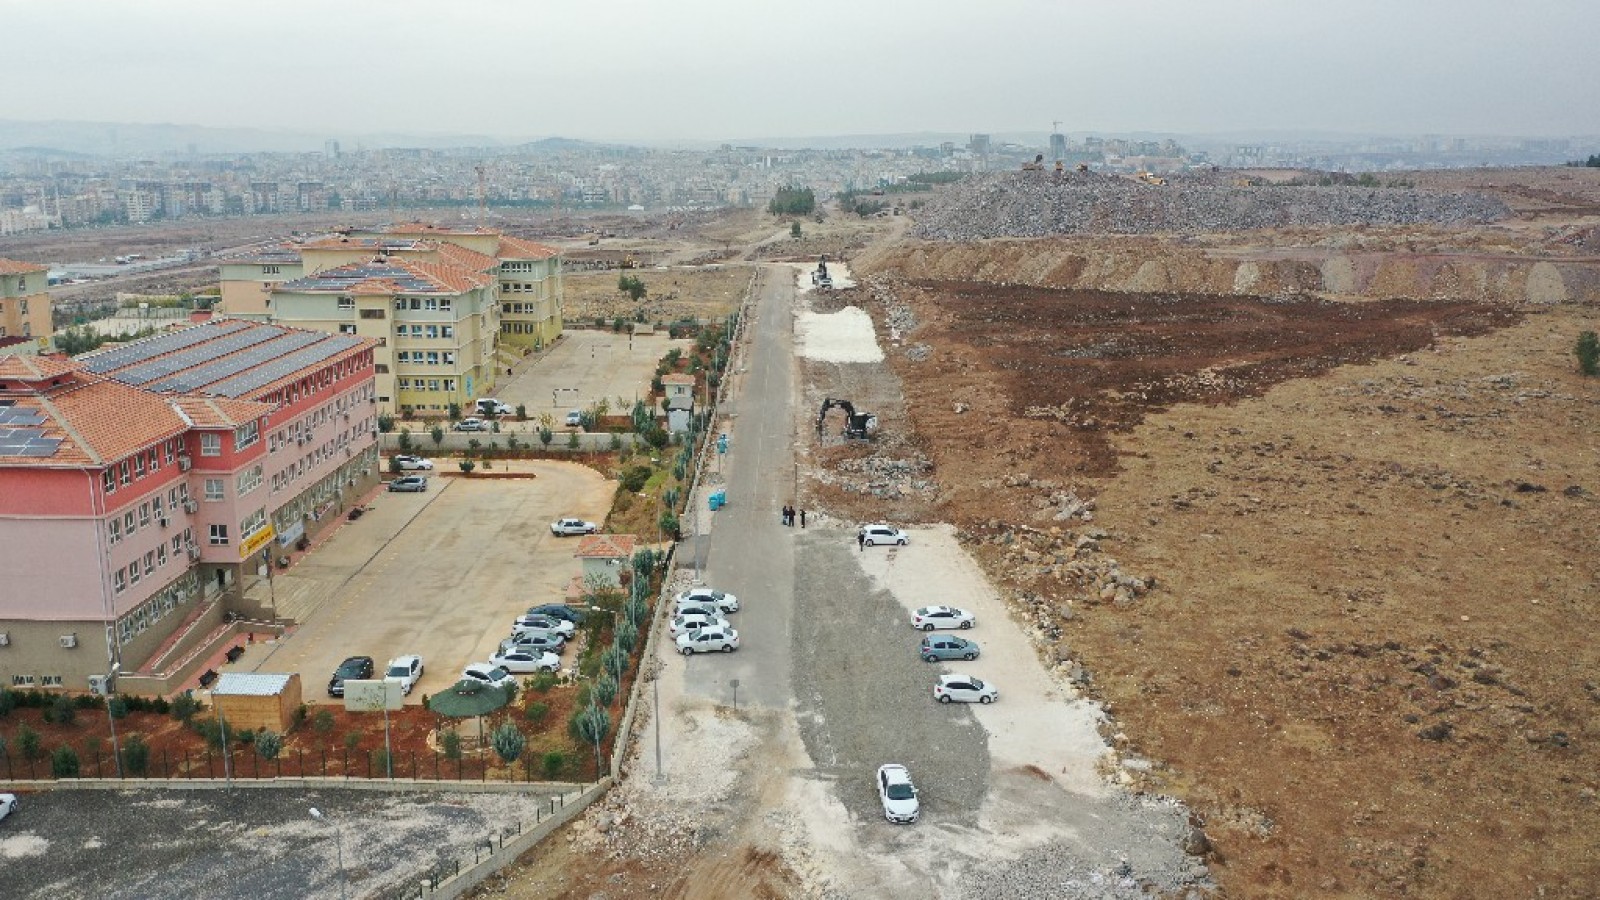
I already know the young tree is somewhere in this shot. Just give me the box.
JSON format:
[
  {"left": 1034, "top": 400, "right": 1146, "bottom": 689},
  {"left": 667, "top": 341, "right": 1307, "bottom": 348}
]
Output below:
[
  {"left": 51, "top": 745, "right": 81, "bottom": 778},
  {"left": 431, "top": 425, "right": 445, "bottom": 448},
  {"left": 490, "top": 720, "right": 526, "bottom": 764},
  {"left": 1576, "top": 330, "right": 1599, "bottom": 376},
  {"left": 572, "top": 702, "right": 611, "bottom": 775},
  {"left": 790, "top": 220, "right": 802, "bottom": 239},
  {"left": 255, "top": 729, "right": 283, "bottom": 760},
  {"left": 398, "top": 428, "right": 414, "bottom": 452},
  {"left": 122, "top": 734, "right": 151, "bottom": 776}
]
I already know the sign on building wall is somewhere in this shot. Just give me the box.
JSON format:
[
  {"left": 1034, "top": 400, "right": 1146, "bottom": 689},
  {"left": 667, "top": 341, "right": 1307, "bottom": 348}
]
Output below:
[{"left": 239, "top": 524, "right": 277, "bottom": 559}]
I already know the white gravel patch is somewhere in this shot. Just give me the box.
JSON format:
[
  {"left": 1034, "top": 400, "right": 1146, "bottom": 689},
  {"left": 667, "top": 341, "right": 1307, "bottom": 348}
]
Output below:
[
  {"left": 0, "top": 834, "right": 49, "bottom": 859},
  {"left": 797, "top": 307, "right": 883, "bottom": 364}
]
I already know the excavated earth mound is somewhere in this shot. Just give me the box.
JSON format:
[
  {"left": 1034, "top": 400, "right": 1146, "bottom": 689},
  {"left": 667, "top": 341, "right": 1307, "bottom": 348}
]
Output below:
[{"left": 913, "top": 172, "right": 1511, "bottom": 240}]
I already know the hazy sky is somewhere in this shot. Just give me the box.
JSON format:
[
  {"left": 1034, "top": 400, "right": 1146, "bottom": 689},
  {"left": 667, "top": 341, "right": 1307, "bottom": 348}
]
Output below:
[{"left": 5, "top": 0, "right": 1597, "bottom": 140}]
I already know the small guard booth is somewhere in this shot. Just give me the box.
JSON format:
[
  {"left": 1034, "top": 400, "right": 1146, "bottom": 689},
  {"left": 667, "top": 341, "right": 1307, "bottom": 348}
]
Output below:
[{"left": 211, "top": 672, "right": 303, "bottom": 733}]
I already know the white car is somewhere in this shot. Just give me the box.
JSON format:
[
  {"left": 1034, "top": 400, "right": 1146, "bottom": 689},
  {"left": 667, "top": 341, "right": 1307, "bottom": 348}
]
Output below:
[
  {"left": 859, "top": 524, "right": 909, "bottom": 547},
  {"left": 877, "top": 764, "right": 919, "bottom": 824},
  {"left": 454, "top": 417, "right": 491, "bottom": 432},
  {"left": 392, "top": 455, "right": 434, "bottom": 471},
  {"left": 933, "top": 673, "right": 997, "bottom": 704},
  {"left": 670, "top": 611, "right": 730, "bottom": 637},
  {"left": 550, "top": 517, "right": 598, "bottom": 536},
  {"left": 489, "top": 649, "right": 562, "bottom": 674},
  {"left": 461, "top": 663, "right": 515, "bottom": 690},
  {"left": 513, "top": 614, "right": 576, "bottom": 637},
  {"left": 673, "top": 586, "right": 740, "bottom": 614},
  {"left": 384, "top": 654, "right": 425, "bottom": 695},
  {"left": 0, "top": 793, "right": 15, "bottom": 823},
  {"left": 564, "top": 410, "right": 583, "bottom": 428},
  {"left": 476, "top": 399, "right": 513, "bottom": 416},
  {"left": 676, "top": 626, "right": 740, "bottom": 655},
  {"left": 912, "top": 605, "right": 975, "bottom": 631}
]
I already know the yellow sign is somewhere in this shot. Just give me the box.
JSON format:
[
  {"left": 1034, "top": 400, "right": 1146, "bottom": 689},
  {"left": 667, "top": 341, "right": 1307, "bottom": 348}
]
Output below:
[{"left": 240, "top": 523, "right": 277, "bottom": 558}]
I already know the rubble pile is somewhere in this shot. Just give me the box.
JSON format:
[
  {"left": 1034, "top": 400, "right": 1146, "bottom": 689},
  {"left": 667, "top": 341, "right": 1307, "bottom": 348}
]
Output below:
[
  {"left": 913, "top": 172, "right": 1511, "bottom": 240},
  {"left": 815, "top": 453, "right": 937, "bottom": 500}
]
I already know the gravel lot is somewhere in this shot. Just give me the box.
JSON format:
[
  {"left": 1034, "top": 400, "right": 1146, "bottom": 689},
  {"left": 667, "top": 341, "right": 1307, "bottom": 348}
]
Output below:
[{"left": 0, "top": 787, "right": 575, "bottom": 900}]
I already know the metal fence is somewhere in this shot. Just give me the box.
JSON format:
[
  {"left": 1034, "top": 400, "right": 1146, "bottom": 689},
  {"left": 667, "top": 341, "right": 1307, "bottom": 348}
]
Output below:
[{"left": 0, "top": 745, "right": 598, "bottom": 784}]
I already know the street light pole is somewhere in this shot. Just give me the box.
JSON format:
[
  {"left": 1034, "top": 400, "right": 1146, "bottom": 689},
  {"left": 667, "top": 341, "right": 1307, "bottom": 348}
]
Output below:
[{"left": 309, "top": 808, "right": 348, "bottom": 900}]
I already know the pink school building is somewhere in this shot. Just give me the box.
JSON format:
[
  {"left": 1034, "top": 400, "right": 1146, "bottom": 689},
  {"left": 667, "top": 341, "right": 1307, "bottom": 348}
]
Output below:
[{"left": 0, "top": 320, "right": 379, "bottom": 694}]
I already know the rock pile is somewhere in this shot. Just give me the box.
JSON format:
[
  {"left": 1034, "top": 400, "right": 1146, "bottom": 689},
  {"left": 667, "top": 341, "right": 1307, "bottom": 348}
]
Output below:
[
  {"left": 913, "top": 172, "right": 1511, "bottom": 240},
  {"left": 817, "top": 453, "right": 937, "bottom": 499}
]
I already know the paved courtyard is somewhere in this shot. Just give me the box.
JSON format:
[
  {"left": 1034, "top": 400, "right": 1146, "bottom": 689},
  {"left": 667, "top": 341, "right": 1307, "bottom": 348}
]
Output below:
[
  {"left": 498, "top": 328, "right": 691, "bottom": 425},
  {"left": 233, "top": 461, "right": 614, "bottom": 704}
]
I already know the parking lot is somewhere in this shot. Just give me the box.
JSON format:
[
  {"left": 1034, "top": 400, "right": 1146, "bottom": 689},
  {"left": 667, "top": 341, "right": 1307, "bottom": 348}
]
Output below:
[
  {"left": 498, "top": 328, "right": 691, "bottom": 424},
  {"left": 243, "top": 461, "right": 615, "bottom": 703}
]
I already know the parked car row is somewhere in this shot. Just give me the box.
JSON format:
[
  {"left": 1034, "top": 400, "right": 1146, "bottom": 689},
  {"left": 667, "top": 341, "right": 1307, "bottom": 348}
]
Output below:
[
  {"left": 672, "top": 586, "right": 741, "bottom": 655},
  {"left": 874, "top": 544, "right": 1001, "bottom": 825},
  {"left": 328, "top": 654, "right": 427, "bottom": 697}
]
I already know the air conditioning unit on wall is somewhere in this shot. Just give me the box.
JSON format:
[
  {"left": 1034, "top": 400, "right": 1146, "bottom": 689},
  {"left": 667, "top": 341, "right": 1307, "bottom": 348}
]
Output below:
[
  {"left": 59, "top": 634, "right": 78, "bottom": 649},
  {"left": 0, "top": 632, "right": 10, "bottom": 646},
  {"left": 178, "top": 456, "right": 192, "bottom": 471}
]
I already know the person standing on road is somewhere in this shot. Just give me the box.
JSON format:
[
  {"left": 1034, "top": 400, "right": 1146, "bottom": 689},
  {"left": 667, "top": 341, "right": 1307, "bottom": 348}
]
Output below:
[
  {"left": 780, "top": 505, "right": 788, "bottom": 527},
  {"left": 799, "top": 509, "right": 806, "bottom": 528},
  {"left": 857, "top": 530, "right": 865, "bottom": 552}
]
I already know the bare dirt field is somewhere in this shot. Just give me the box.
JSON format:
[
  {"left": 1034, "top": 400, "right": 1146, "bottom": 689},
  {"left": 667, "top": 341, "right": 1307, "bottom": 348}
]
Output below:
[
  {"left": 812, "top": 270, "right": 1599, "bottom": 897},
  {"left": 561, "top": 265, "right": 754, "bottom": 325}
]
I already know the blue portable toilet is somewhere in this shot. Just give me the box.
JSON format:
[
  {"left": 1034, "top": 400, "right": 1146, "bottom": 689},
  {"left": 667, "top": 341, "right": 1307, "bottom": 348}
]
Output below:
[{"left": 709, "top": 489, "right": 727, "bottom": 511}]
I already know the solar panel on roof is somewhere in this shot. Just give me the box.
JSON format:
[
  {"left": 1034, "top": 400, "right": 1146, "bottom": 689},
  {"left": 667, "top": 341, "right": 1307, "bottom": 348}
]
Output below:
[
  {"left": 150, "top": 330, "right": 325, "bottom": 393},
  {"left": 79, "top": 320, "right": 251, "bottom": 373},
  {"left": 0, "top": 406, "right": 46, "bottom": 426},
  {"left": 132, "top": 326, "right": 282, "bottom": 390},
  {"left": 211, "top": 335, "right": 363, "bottom": 398},
  {"left": 0, "top": 426, "right": 61, "bottom": 458}
]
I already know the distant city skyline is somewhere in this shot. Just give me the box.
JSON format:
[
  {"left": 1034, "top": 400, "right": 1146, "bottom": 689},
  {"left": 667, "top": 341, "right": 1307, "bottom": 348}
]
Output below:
[{"left": 3, "top": 0, "right": 1597, "bottom": 142}]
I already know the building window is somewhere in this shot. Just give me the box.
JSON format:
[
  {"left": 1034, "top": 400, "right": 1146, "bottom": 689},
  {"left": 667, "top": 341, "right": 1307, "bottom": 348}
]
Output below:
[
  {"left": 133, "top": 454, "right": 146, "bottom": 477},
  {"left": 339, "top": 324, "right": 356, "bottom": 334},
  {"left": 144, "top": 551, "right": 155, "bottom": 576},
  {"left": 359, "top": 308, "right": 385, "bottom": 319},
  {"left": 120, "top": 461, "right": 132, "bottom": 485},
  {"left": 164, "top": 440, "right": 176, "bottom": 463},
  {"left": 240, "top": 508, "right": 266, "bottom": 539},
  {"left": 208, "top": 524, "right": 229, "bottom": 545},
  {"left": 138, "top": 502, "right": 151, "bottom": 526},
  {"left": 11, "top": 675, "right": 35, "bottom": 687},
  {"left": 171, "top": 535, "right": 183, "bottom": 555},
  {"left": 338, "top": 297, "right": 355, "bottom": 310},
  {"left": 124, "top": 511, "right": 135, "bottom": 533},
  {"left": 103, "top": 469, "right": 116, "bottom": 494},
  {"left": 441, "top": 325, "right": 454, "bottom": 338},
  {"left": 263, "top": 265, "right": 280, "bottom": 275},
  {"left": 200, "top": 433, "right": 222, "bottom": 456},
  {"left": 153, "top": 495, "right": 164, "bottom": 518},
  {"left": 204, "top": 478, "right": 224, "bottom": 501},
  {"left": 235, "top": 421, "right": 260, "bottom": 450},
  {"left": 108, "top": 520, "right": 121, "bottom": 545},
  {"left": 442, "top": 379, "right": 455, "bottom": 392},
  {"left": 237, "top": 465, "right": 262, "bottom": 496},
  {"left": 128, "top": 561, "right": 141, "bottom": 586},
  {"left": 40, "top": 675, "right": 62, "bottom": 688},
  {"left": 158, "top": 543, "right": 167, "bottom": 566}
]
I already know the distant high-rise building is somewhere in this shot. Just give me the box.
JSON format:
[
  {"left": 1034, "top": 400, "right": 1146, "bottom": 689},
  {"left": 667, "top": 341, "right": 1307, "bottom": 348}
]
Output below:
[
  {"left": 1050, "top": 132, "right": 1067, "bottom": 161},
  {"left": 325, "top": 139, "right": 340, "bottom": 159},
  {"left": 968, "top": 134, "right": 991, "bottom": 156}
]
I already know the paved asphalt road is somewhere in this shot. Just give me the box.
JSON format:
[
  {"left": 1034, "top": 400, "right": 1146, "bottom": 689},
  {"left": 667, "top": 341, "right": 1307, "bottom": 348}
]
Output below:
[{"left": 679, "top": 266, "right": 798, "bottom": 710}]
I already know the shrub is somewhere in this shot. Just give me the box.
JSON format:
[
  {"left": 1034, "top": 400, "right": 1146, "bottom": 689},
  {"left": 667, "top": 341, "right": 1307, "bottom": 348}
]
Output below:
[
  {"left": 441, "top": 730, "right": 463, "bottom": 760},
  {"left": 609, "top": 431, "right": 623, "bottom": 451},
  {"left": 541, "top": 750, "right": 566, "bottom": 779},
  {"left": 255, "top": 730, "right": 283, "bottom": 760},
  {"left": 108, "top": 696, "right": 129, "bottom": 720},
  {"left": 539, "top": 427, "right": 553, "bottom": 447},
  {"left": 593, "top": 673, "right": 618, "bottom": 707},
  {"left": 343, "top": 732, "right": 360, "bottom": 751},
  {"left": 447, "top": 402, "right": 462, "bottom": 421},
  {"left": 237, "top": 728, "right": 255, "bottom": 745},
  {"left": 377, "top": 413, "right": 395, "bottom": 433},
  {"left": 621, "top": 465, "right": 652, "bottom": 493},
  {"left": 122, "top": 734, "right": 150, "bottom": 776},
  {"left": 195, "top": 717, "right": 230, "bottom": 750},
  {"left": 171, "top": 691, "right": 201, "bottom": 723},
  {"left": 659, "top": 511, "right": 679, "bottom": 539},
  {"left": 490, "top": 720, "right": 526, "bottom": 764},
  {"left": 312, "top": 709, "right": 335, "bottom": 738},
  {"left": 0, "top": 688, "right": 13, "bottom": 717},
  {"left": 389, "top": 455, "right": 404, "bottom": 474},
  {"left": 530, "top": 672, "right": 557, "bottom": 693},
  {"left": 431, "top": 425, "right": 445, "bottom": 448},
  {"left": 615, "top": 618, "right": 638, "bottom": 654},
  {"left": 292, "top": 703, "right": 308, "bottom": 727},
  {"left": 46, "top": 694, "right": 76, "bottom": 726},
  {"left": 373, "top": 748, "right": 393, "bottom": 775},
  {"left": 602, "top": 643, "right": 628, "bottom": 680},
  {"left": 17, "top": 724, "right": 42, "bottom": 759},
  {"left": 567, "top": 430, "right": 580, "bottom": 449},
  {"left": 524, "top": 702, "right": 549, "bottom": 724},
  {"left": 51, "top": 745, "right": 81, "bottom": 778},
  {"left": 459, "top": 460, "right": 476, "bottom": 473},
  {"left": 1577, "top": 330, "right": 1600, "bottom": 376},
  {"left": 398, "top": 429, "right": 414, "bottom": 452},
  {"left": 516, "top": 404, "right": 528, "bottom": 421}
]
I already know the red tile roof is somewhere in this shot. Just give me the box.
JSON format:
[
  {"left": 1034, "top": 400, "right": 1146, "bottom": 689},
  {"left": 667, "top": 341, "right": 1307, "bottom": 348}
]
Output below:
[
  {"left": 15, "top": 377, "right": 190, "bottom": 466},
  {"left": 435, "top": 243, "right": 500, "bottom": 273},
  {"left": 384, "top": 221, "right": 497, "bottom": 236},
  {"left": 404, "top": 260, "right": 493, "bottom": 292},
  {"left": 0, "top": 258, "right": 48, "bottom": 275},
  {"left": 171, "top": 396, "right": 274, "bottom": 428},
  {"left": 496, "top": 236, "right": 561, "bottom": 260},
  {"left": 574, "top": 534, "right": 637, "bottom": 559},
  {"left": 0, "top": 355, "right": 81, "bottom": 381}
]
